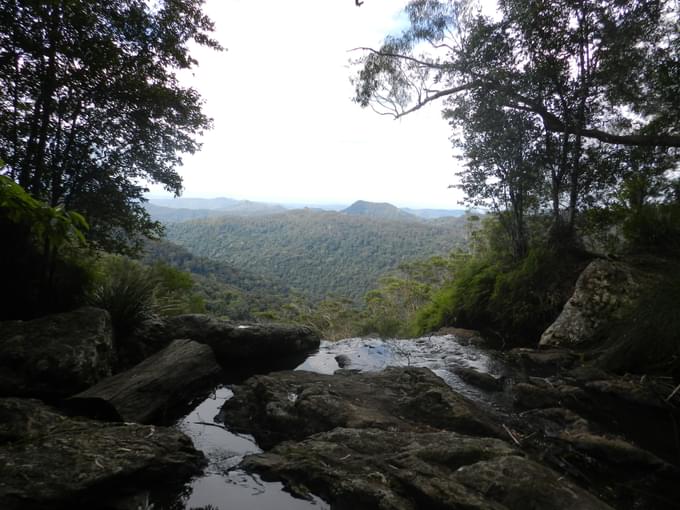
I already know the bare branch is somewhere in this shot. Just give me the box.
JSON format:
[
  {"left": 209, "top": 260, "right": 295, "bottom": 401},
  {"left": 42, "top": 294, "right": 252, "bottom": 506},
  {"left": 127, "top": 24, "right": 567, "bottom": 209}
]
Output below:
[{"left": 349, "top": 47, "right": 452, "bottom": 70}]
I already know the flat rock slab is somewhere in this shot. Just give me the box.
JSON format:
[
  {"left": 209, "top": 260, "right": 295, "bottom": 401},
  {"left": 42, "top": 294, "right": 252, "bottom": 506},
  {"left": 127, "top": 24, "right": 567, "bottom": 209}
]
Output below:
[
  {"left": 219, "top": 367, "right": 503, "bottom": 449},
  {"left": 0, "top": 398, "right": 204, "bottom": 510},
  {"left": 133, "top": 314, "right": 320, "bottom": 368},
  {"left": 68, "top": 338, "right": 221, "bottom": 424},
  {"left": 0, "top": 307, "right": 114, "bottom": 399},
  {"left": 243, "top": 426, "right": 613, "bottom": 510}
]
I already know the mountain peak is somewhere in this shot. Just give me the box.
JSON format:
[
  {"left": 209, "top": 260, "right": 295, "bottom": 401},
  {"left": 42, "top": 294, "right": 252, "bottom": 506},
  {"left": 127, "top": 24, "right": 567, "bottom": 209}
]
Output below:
[{"left": 342, "top": 200, "right": 419, "bottom": 221}]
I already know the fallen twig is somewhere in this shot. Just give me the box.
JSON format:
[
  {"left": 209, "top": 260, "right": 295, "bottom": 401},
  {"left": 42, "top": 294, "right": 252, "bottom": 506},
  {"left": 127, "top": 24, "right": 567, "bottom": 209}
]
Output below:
[
  {"left": 503, "top": 424, "right": 521, "bottom": 446},
  {"left": 666, "top": 383, "right": 680, "bottom": 402}
]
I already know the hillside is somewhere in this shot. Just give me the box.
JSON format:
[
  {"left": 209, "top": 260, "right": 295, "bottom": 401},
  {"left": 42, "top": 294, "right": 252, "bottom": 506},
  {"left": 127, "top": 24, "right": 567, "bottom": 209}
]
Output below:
[
  {"left": 147, "top": 198, "right": 287, "bottom": 221},
  {"left": 143, "top": 240, "right": 294, "bottom": 320},
  {"left": 164, "top": 209, "right": 469, "bottom": 301}
]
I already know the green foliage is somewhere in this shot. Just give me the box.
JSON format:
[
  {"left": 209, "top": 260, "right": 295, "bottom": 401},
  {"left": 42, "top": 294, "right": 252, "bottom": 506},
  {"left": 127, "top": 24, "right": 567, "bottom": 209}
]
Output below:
[
  {"left": 143, "top": 239, "right": 294, "bottom": 321},
  {"left": 88, "top": 256, "right": 159, "bottom": 338},
  {"left": 360, "top": 253, "right": 463, "bottom": 338},
  {"left": 88, "top": 254, "right": 205, "bottom": 338},
  {"left": 164, "top": 210, "right": 468, "bottom": 301},
  {"left": 260, "top": 297, "right": 366, "bottom": 341},
  {"left": 0, "top": 0, "right": 221, "bottom": 253},
  {"left": 413, "top": 233, "right": 589, "bottom": 346},
  {"left": 622, "top": 203, "right": 680, "bottom": 255},
  {"left": 0, "top": 175, "right": 92, "bottom": 319}
]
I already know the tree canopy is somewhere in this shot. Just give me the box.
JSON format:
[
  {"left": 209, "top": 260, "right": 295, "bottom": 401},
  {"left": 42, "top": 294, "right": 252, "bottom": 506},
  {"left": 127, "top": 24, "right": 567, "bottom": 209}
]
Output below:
[
  {"left": 353, "top": 0, "right": 680, "bottom": 148},
  {"left": 0, "top": 0, "right": 221, "bottom": 253},
  {"left": 353, "top": 0, "right": 679, "bottom": 247}
]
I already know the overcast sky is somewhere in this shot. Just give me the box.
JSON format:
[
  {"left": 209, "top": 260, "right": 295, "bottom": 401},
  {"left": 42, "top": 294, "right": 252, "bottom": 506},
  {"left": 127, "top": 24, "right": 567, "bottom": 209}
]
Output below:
[{"left": 155, "top": 0, "right": 467, "bottom": 209}]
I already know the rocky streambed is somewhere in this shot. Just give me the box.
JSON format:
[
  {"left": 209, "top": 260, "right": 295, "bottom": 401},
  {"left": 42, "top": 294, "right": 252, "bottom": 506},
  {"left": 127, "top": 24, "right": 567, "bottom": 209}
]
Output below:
[
  {"left": 2, "top": 307, "right": 679, "bottom": 509},
  {"left": 159, "top": 335, "right": 680, "bottom": 510}
]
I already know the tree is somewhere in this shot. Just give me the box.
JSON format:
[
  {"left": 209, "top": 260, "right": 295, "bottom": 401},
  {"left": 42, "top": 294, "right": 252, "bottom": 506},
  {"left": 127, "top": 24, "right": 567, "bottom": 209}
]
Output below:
[
  {"left": 353, "top": 0, "right": 680, "bottom": 148},
  {"left": 352, "top": 0, "right": 679, "bottom": 242},
  {"left": 448, "top": 95, "right": 545, "bottom": 258},
  {"left": 0, "top": 0, "right": 221, "bottom": 253}
]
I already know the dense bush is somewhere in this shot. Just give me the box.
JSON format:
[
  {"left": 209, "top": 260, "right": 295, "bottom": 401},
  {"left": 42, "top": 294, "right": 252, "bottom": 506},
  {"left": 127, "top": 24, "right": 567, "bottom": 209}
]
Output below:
[
  {"left": 413, "top": 246, "right": 589, "bottom": 346},
  {"left": 0, "top": 175, "right": 92, "bottom": 320},
  {"left": 88, "top": 255, "right": 205, "bottom": 338}
]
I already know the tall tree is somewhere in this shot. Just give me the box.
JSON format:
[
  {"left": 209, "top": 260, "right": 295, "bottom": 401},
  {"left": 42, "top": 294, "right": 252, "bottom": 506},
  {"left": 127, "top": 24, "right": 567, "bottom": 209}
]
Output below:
[{"left": 0, "top": 0, "right": 221, "bottom": 253}]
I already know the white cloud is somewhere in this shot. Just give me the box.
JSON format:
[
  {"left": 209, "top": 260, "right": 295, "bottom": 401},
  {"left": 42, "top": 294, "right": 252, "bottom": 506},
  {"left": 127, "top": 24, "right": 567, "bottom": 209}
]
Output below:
[{"left": 163, "top": 0, "right": 466, "bottom": 209}]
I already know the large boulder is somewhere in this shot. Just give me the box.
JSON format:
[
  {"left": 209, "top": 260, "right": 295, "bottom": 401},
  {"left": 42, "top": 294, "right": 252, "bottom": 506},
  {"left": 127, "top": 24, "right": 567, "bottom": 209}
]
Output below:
[
  {"left": 68, "top": 338, "right": 221, "bottom": 424},
  {"left": 130, "top": 314, "right": 320, "bottom": 368},
  {"left": 540, "top": 259, "right": 641, "bottom": 347},
  {"left": 0, "top": 307, "right": 114, "bottom": 399},
  {"left": 219, "top": 367, "right": 503, "bottom": 448},
  {"left": 0, "top": 398, "right": 205, "bottom": 510}
]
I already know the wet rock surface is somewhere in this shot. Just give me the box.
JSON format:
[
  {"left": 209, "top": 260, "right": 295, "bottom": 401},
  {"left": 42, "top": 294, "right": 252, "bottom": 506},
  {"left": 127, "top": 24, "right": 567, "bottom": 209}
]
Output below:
[
  {"left": 219, "top": 367, "right": 503, "bottom": 449},
  {"left": 0, "top": 307, "right": 114, "bottom": 399},
  {"left": 245, "top": 428, "right": 613, "bottom": 510},
  {"left": 216, "top": 336, "right": 680, "bottom": 510},
  {"left": 129, "top": 314, "right": 320, "bottom": 368},
  {"left": 0, "top": 398, "right": 205, "bottom": 510},
  {"left": 220, "top": 366, "right": 620, "bottom": 509},
  {"left": 67, "top": 338, "right": 221, "bottom": 424}
]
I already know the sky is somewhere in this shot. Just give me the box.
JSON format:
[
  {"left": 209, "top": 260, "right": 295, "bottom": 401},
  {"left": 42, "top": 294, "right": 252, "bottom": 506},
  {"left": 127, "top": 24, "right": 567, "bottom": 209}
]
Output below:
[{"left": 153, "top": 0, "right": 467, "bottom": 209}]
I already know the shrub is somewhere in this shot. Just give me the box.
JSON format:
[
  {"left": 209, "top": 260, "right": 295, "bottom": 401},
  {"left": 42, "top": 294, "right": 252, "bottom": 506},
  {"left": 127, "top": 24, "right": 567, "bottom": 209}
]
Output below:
[
  {"left": 413, "top": 246, "right": 589, "bottom": 346},
  {"left": 88, "top": 255, "right": 158, "bottom": 338},
  {"left": 0, "top": 175, "right": 92, "bottom": 320}
]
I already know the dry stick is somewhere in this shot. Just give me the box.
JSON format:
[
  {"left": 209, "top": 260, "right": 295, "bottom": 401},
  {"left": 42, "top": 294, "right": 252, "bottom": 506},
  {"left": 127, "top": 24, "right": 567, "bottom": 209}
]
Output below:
[
  {"left": 503, "top": 424, "right": 521, "bottom": 446},
  {"left": 666, "top": 383, "right": 680, "bottom": 402}
]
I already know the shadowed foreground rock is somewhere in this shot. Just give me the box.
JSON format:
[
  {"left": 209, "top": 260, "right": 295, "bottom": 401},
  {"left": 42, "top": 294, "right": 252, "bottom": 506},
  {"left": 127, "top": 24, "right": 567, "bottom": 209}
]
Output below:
[
  {"left": 0, "top": 307, "right": 114, "bottom": 399},
  {"left": 128, "top": 314, "right": 320, "bottom": 368},
  {"left": 220, "top": 367, "right": 615, "bottom": 509},
  {"left": 0, "top": 398, "right": 204, "bottom": 510},
  {"left": 219, "top": 367, "right": 503, "bottom": 448},
  {"left": 68, "top": 338, "right": 221, "bottom": 424}
]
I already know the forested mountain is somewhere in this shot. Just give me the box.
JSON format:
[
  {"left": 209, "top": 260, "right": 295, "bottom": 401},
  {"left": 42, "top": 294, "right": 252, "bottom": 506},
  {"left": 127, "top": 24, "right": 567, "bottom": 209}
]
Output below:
[
  {"left": 342, "top": 200, "right": 420, "bottom": 221},
  {"left": 164, "top": 209, "right": 469, "bottom": 300},
  {"left": 142, "top": 240, "right": 294, "bottom": 319}
]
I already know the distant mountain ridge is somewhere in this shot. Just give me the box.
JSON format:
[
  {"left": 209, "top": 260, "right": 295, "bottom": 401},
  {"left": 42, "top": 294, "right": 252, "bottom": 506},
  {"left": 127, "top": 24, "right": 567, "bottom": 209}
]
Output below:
[{"left": 146, "top": 197, "right": 466, "bottom": 222}]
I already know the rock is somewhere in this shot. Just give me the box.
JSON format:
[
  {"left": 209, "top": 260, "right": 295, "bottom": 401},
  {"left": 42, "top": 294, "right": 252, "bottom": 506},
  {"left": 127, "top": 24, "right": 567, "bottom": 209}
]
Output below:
[
  {"left": 67, "top": 339, "right": 221, "bottom": 424},
  {"left": 243, "top": 427, "right": 613, "bottom": 510},
  {"left": 0, "top": 398, "right": 205, "bottom": 510},
  {"left": 334, "top": 354, "right": 351, "bottom": 368},
  {"left": 540, "top": 259, "right": 641, "bottom": 347},
  {"left": 0, "top": 307, "right": 114, "bottom": 399},
  {"left": 219, "top": 367, "right": 503, "bottom": 449},
  {"left": 513, "top": 382, "right": 585, "bottom": 409},
  {"left": 506, "top": 348, "right": 579, "bottom": 375},
  {"left": 558, "top": 430, "right": 671, "bottom": 469},
  {"left": 454, "top": 367, "right": 504, "bottom": 391},
  {"left": 130, "top": 314, "right": 320, "bottom": 368}
]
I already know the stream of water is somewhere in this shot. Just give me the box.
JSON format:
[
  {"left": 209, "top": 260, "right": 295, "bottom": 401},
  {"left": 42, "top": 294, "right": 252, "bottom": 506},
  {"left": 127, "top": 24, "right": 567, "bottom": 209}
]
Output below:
[{"left": 160, "top": 334, "right": 506, "bottom": 510}]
